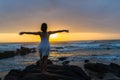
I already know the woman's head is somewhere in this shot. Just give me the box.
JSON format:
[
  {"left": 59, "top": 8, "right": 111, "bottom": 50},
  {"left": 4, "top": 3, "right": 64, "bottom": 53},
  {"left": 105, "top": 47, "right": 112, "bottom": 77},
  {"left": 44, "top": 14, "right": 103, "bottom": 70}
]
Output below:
[{"left": 41, "top": 23, "right": 47, "bottom": 32}]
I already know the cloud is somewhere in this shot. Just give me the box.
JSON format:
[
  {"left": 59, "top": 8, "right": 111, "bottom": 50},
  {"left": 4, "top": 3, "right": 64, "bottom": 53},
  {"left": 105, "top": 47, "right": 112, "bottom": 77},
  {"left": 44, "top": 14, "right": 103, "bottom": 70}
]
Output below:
[{"left": 0, "top": 0, "right": 120, "bottom": 33}]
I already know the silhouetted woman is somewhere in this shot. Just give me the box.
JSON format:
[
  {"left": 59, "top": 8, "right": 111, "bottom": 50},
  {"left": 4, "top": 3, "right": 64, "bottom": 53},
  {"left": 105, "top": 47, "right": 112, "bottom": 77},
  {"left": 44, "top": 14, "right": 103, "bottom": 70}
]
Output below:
[{"left": 19, "top": 23, "right": 69, "bottom": 73}]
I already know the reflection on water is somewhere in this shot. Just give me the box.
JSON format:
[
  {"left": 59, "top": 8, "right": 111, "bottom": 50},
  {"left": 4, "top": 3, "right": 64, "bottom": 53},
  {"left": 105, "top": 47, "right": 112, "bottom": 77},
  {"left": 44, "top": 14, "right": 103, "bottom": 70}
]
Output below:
[{"left": 50, "top": 52, "right": 74, "bottom": 57}]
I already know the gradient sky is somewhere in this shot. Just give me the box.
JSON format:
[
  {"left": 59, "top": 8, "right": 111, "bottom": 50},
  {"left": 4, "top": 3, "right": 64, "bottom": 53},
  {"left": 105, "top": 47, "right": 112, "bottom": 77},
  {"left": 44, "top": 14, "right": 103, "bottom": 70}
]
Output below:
[{"left": 0, "top": 0, "right": 120, "bottom": 42}]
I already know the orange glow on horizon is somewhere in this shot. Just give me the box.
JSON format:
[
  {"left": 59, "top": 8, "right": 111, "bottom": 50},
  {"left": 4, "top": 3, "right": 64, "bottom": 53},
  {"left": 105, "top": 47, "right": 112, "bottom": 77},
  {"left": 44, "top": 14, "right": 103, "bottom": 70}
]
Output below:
[{"left": 0, "top": 33, "right": 120, "bottom": 43}]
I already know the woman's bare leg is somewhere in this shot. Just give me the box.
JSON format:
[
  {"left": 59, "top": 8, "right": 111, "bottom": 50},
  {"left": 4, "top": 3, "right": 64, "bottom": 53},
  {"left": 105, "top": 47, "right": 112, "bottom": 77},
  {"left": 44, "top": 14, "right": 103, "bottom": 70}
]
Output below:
[
  {"left": 40, "top": 54, "right": 44, "bottom": 73},
  {"left": 44, "top": 56, "right": 48, "bottom": 72},
  {"left": 40, "top": 54, "right": 42, "bottom": 65},
  {"left": 41, "top": 56, "right": 48, "bottom": 73}
]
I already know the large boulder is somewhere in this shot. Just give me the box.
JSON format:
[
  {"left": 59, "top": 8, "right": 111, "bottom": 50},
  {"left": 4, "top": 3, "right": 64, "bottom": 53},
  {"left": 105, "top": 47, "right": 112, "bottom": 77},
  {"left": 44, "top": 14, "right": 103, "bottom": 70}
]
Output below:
[
  {"left": 84, "top": 63, "right": 109, "bottom": 74},
  {"left": 4, "top": 60, "right": 91, "bottom": 80},
  {"left": 109, "top": 63, "right": 120, "bottom": 77},
  {"left": 84, "top": 62, "right": 120, "bottom": 79},
  {"left": 4, "top": 69, "right": 22, "bottom": 80}
]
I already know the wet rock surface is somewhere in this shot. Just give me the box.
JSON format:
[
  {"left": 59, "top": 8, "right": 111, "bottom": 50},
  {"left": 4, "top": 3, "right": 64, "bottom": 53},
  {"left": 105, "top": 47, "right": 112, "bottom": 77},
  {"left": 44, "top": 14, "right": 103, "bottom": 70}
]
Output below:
[
  {"left": 4, "top": 60, "right": 91, "bottom": 80},
  {"left": 84, "top": 62, "right": 120, "bottom": 79}
]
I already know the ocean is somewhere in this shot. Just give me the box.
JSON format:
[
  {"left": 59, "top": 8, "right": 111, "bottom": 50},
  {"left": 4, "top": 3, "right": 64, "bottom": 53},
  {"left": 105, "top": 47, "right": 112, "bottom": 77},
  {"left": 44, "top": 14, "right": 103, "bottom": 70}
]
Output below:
[{"left": 1, "top": 40, "right": 120, "bottom": 76}]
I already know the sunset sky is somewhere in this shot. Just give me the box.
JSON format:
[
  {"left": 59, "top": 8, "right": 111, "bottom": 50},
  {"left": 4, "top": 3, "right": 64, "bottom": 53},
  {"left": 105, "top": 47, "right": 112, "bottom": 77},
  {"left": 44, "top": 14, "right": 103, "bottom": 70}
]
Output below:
[{"left": 0, "top": 0, "right": 120, "bottom": 42}]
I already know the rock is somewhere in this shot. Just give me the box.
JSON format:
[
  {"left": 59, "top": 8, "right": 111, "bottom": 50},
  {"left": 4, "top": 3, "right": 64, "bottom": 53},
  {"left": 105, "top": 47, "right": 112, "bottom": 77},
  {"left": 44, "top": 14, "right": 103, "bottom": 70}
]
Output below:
[
  {"left": 23, "top": 64, "right": 39, "bottom": 73},
  {"left": 31, "top": 48, "right": 36, "bottom": 53},
  {"left": 109, "top": 63, "right": 120, "bottom": 77},
  {"left": 4, "top": 69, "right": 22, "bottom": 80},
  {"left": 36, "top": 60, "right": 40, "bottom": 66},
  {"left": 4, "top": 60, "right": 91, "bottom": 80},
  {"left": 84, "top": 63, "right": 109, "bottom": 74},
  {"left": 103, "top": 73, "right": 120, "bottom": 80},
  {"left": 0, "top": 51, "right": 17, "bottom": 59},
  {"left": 16, "top": 46, "right": 36, "bottom": 56},
  {"left": 70, "top": 65, "right": 91, "bottom": 80},
  {"left": 4, "top": 76, "right": 18, "bottom": 80},
  {"left": 62, "top": 61, "right": 70, "bottom": 65},
  {"left": 47, "top": 65, "right": 91, "bottom": 80},
  {"left": 109, "top": 63, "right": 120, "bottom": 69},
  {"left": 0, "top": 47, "right": 36, "bottom": 59},
  {"left": 84, "top": 63, "right": 109, "bottom": 79},
  {"left": 47, "top": 59, "right": 53, "bottom": 65},
  {"left": 36, "top": 59, "right": 53, "bottom": 66},
  {"left": 58, "top": 57, "right": 67, "bottom": 61},
  {"left": 84, "top": 62, "right": 120, "bottom": 79},
  {"left": 19, "top": 46, "right": 31, "bottom": 55},
  {"left": 21, "top": 73, "right": 78, "bottom": 80},
  {"left": 84, "top": 60, "right": 89, "bottom": 63}
]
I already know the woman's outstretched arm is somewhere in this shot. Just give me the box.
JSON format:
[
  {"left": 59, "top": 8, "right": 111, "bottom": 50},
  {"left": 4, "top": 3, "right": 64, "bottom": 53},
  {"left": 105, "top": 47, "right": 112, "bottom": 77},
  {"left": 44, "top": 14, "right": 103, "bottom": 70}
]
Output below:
[
  {"left": 19, "top": 32, "right": 40, "bottom": 35},
  {"left": 49, "top": 30, "right": 69, "bottom": 34}
]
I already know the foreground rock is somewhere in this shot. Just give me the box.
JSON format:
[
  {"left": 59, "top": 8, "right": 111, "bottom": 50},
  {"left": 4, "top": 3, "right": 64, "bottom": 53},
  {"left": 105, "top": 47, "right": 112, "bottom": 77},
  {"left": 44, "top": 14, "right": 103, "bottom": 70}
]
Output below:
[
  {"left": 84, "top": 62, "right": 120, "bottom": 79},
  {"left": 4, "top": 60, "right": 91, "bottom": 80}
]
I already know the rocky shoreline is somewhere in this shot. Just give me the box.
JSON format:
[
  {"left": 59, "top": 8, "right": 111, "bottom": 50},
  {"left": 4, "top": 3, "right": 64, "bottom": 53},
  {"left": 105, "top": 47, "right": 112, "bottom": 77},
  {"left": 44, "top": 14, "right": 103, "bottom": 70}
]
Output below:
[
  {"left": 3, "top": 59, "right": 91, "bottom": 80},
  {"left": 3, "top": 59, "right": 120, "bottom": 80}
]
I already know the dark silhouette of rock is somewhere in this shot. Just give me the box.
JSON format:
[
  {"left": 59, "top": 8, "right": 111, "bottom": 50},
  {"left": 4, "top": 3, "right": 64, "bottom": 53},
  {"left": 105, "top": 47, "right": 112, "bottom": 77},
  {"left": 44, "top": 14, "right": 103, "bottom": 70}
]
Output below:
[
  {"left": 58, "top": 57, "right": 67, "bottom": 61},
  {"left": 110, "top": 63, "right": 120, "bottom": 69},
  {"left": 17, "top": 46, "right": 36, "bottom": 56},
  {"left": 109, "top": 63, "right": 120, "bottom": 77},
  {"left": 0, "top": 46, "right": 36, "bottom": 59},
  {"left": 84, "top": 62, "right": 120, "bottom": 79},
  {"left": 84, "top": 60, "right": 89, "bottom": 63},
  {"left": 4, "top": 60, "right": 91, "bottom": 80},
  {"left": 4, "top": 69, "right": 22, "bottom": 80},
  {"left": 84, "top": 63, "right": 109, "bottom": 74},
  {"left": 36, "top": 59, "right": 53, "bottom": 66},
  {"left": 36, "top": 60, "right": 40, "bottom": 66},
  {"left": 31, "top": 48, "right": 36, "bottom": 53},
  {"left": 84, "top": 63, "right": 109, "bottom": 79},
  {"left": 23, "top": 64, "right": 39, "bottom": 73},
  {"left": 47, "top": 59, "right": 53, "bottom": 65},
  {"left": 0, "top": 51, "right": 17, "bottom": 59},
  {"left": 62, "top": 61, "right": 70, "bottom": 65}
]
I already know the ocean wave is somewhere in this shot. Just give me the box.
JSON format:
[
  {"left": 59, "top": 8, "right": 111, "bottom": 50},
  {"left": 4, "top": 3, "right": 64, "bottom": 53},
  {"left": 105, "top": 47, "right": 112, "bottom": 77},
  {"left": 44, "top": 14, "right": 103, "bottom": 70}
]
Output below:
[
  {"left": 0, "top": 44, "right": 22, "bottom": 53},
  {"left": 50, "top": 43, "right": 120, "bottom": 53},
  {"left": 1, "top": 41, "right": 120, "bottom": 53}
]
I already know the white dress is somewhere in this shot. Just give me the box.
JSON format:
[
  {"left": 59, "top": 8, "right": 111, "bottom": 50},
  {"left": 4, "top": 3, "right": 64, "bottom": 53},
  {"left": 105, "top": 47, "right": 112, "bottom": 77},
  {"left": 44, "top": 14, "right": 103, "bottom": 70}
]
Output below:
[{"left": 38, "top": 32, "right": 50, "bottom": 57}]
